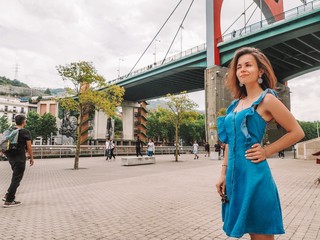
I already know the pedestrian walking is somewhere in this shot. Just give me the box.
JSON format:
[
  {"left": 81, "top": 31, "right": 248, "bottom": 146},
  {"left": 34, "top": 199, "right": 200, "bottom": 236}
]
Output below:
[
  {"left": 109, "top": 139, "right": 116, "bottom": 160},
  {"left": 215, "top": 47, "right": 304, "bottom": 239},
  {"left": 105, "top": 138, "right": 111, "bottom": 160},
  {"left": 193, "top": 141, "right": 199, "bottom": 159},
  {"left": 135, "top": 136, "right": 143, "bottom": 157},
  {"left": 204, "top": 142, "right": 210, "bottom": 157},
  {"left": 147, "top": 138, "right": 155, "bottom": 156},
  {"left": 220, "top": 143, "right": 225, "bottom": 158},
  {"left": 278, "top": 150, "right": 285, "bottom": 159},
  {"left": 214, "top": 142, "right": 221, "bottom": 160},
  {"left": 2, "top": 114, "right": 34, "bottom": 208}
]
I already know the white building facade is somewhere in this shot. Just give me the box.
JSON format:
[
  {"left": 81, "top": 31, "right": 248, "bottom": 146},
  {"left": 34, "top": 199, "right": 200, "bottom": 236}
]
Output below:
[{"left": 0, "top": 96, "right": 37, "bottom": 124}]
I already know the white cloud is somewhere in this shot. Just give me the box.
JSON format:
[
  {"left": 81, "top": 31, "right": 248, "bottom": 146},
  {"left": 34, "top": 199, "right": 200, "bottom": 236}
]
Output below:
[{"left": 289, "top": 73, "right": 320, "bottom": 121}]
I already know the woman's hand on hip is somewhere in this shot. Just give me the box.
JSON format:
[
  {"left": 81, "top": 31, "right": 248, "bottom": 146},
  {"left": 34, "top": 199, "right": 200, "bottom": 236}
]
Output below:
[{"left": 245, "top": 143, "right": 267, "bottom": 163}]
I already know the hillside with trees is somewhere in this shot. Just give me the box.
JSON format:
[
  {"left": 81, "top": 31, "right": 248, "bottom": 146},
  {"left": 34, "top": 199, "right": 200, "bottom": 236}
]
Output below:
[
  {"left": 0, "top": 76, "right": 67, "bottom": 97},
  {"left": 0, "top": 76, "right": 30, "bottom": 88}
]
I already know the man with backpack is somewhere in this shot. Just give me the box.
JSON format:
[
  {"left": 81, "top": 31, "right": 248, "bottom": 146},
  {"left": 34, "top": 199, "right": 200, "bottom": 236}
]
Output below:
[{"left": 2, "top": 114, "right": 34, "bottom": 208}]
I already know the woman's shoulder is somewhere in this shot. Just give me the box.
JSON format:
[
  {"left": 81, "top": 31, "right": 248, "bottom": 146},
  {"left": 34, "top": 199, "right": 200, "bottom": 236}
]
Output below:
[
  {"left": 262, "top": 89, "right": 278, "bottom": 103},
  {"left": 259, "top": 89, "right": 284, "bottom": 114}
]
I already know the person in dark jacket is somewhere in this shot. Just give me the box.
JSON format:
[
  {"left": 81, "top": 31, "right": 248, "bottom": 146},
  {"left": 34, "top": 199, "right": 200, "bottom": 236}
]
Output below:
[
  {"left": 204, "top": 142, "right": 210, "bottom": 157},
  {"left": 2, "top": 114, "right": 34, "bottom": 208},
  {"left": 135, "top": 136, "right": 143, "bottom": 157},
  {"left": 214, "top": 142, "right": 222, "bottom": 160}
]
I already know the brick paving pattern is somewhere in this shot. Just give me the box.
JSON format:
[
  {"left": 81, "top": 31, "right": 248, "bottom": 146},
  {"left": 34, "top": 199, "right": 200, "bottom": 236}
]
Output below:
[{"left": 0, "top": 153, "right": 319, "bottom": 240}]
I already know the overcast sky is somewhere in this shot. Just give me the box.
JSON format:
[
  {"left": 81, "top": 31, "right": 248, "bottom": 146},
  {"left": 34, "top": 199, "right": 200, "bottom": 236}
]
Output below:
[{"left": 0, "top": 0, "right": 319, "bottom": 121}]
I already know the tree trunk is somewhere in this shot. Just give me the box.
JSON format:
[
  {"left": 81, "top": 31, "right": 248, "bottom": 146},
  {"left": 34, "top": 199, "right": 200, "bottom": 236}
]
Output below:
[
  {"left": 74, "top": 111, "right": 82, "bottom": 169},
  {"left": 175, "top": 124, "right": 179, "bottom": 162}
]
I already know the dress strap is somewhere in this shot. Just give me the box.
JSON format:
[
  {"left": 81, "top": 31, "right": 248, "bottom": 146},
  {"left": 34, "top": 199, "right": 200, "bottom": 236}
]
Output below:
[
  {"left": 226, "top": 99, "right": 240, "bottom": 114},
  {"left": 252, "top": 88, "right": 277, "bottom": 108}
]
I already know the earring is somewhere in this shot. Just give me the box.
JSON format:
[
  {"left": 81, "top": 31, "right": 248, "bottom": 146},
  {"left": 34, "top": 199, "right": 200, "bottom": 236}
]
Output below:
[
  {"left": 239, "top": 82, "right": 243, "bottom": 87},
  {"left": 258, "top": 77, "right": 263, "bottom": 84}
]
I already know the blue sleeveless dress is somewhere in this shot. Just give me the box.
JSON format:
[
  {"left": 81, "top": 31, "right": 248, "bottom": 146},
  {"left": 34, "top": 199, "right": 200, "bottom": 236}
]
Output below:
[{"left": 217, "top": 89, "right": 285, "bottom": 238}]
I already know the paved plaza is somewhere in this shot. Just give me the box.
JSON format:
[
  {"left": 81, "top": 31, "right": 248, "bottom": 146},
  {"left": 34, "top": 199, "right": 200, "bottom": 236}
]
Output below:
[{"left": 0, "top": 153, "right": 319, "bottom": 240}]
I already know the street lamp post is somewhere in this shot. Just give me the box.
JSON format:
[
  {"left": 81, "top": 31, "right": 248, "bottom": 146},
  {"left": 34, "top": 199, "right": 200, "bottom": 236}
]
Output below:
[
  {"left": 244, "top": 0, "right": 246, "bottom": 31},
  {"left": 153, "top": 39, "right": 161, "bottom": 65},
  {"left": 118, "top": 58, "right": 124, "bottom": 79},
  {"left": 260, "top": 0, "right": 263, "bottom": 23},
  {"left": 180, "top": 25, "right": 184, "bottom": 53}
]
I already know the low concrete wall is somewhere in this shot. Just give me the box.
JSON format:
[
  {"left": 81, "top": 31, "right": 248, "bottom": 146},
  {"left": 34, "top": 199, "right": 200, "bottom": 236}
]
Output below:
[
  {"left": 296, "top": 137, "right": 320, "bottom": 160},
  {"left": 121, "top": 156, "right": 156, "bottom": 166}
]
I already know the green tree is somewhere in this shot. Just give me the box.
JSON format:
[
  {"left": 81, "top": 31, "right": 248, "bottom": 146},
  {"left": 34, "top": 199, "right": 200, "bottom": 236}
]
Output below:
[
  {"left": 114, "top": 115, "right": 123, "bottom": 139},
  {"left": 217, "top": 108, "right": 227, "bottom": 117},
  {"left": 39, "top": 113, "right": 58, "bottom": 144},
  {"left": 180, "top": 112, "right": 205, "bottom": 145},
  {"left": 146, "top": 107, "right": 174, "bottom": 144},
  {"left": 44, "top": 88, "right": 51, "bottom": 95},
  {"left": 0, "top": 115, "right": 10, "bottom": 133},
  {"left": 298, "top": 121, "right": 319, "bottom": 141},
  {"left": 56, "top": 61, "right": 125, "bottom": 169},
  {"left": 166, "top": 92, "right": 198, "bottom": 162},
  {"left": 26, "top": 111, "right": 41, "bottom": 139},
  {"left": 0, "top": 76, "right": 29, "bottom": 88}
]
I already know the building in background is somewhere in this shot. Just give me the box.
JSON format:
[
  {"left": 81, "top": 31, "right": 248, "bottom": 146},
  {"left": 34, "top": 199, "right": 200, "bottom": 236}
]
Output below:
[
  {"left": 0, "top": 95, "right": 149, "bottom": 146},
  {"left": 37, "top": 98, "right": 59, "bottom": 117},
  {"left": 0, "top": 96, "right": 37, "bottom": 124},
  {"left": 134, "top": 101, "right": 148, "bottom": 143}
]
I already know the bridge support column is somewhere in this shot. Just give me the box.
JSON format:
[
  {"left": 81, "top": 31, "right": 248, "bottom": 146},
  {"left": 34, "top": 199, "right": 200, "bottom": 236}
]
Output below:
[
  {"left": 122, "top": 101, "right": 140, "bottom": 140},
  {"left": 93, "top": 110, "right": 108, "bottom": 139},
  {"left": 205, "top": 66, "right": 231, "bottom": 149}
]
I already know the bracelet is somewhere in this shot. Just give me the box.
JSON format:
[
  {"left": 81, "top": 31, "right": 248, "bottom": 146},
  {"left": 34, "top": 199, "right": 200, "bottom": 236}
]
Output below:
[{"left": 222, "top": 164, "right": 227, "bottom": 167}]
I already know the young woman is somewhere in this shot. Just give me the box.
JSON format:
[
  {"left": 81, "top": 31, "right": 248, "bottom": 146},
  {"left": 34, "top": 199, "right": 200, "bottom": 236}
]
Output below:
[
  {"left": 147, "top": 139, "right": 155, "bottom": 156},
  {"left": 215, "top": 47, "right": 304, "bottom": 239},
  {"left": 193, "top": 141, "right": 199, "bottom": 159}
]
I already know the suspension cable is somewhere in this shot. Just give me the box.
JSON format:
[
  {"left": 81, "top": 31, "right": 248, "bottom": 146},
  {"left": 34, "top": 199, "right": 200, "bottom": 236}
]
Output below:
[
  {"left": 222, "top": 2, "right": 254, "bottom": 35},
  {"left": 240, "top": 5, "right": 259, "bottom": 35},
  {"left": 126, "top": 0, "right": 183, "bottom": 77},
  {"left": 161, "top": 0, "right": 195, "bottom": 65}
]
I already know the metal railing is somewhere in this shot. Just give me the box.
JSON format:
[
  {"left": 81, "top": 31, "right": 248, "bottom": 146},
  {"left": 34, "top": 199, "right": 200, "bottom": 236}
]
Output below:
[
  {"left": 108, "top": 43, "right": 206, "bottom": 85},
  {"left": 31, "top": 145, "right": 207, "bottom": 159},
  {"left": 218, "top": 0, "right": 320, "bottom": 43}
]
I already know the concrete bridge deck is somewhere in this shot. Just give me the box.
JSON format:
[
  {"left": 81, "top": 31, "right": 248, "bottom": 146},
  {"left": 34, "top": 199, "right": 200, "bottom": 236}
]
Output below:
[{"left": 0, "top": 153, "right": 319, "bottom": 239}]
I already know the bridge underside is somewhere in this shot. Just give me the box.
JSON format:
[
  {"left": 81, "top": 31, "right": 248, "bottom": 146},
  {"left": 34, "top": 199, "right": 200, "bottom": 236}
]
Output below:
[
  {"left": 219, "top": 9, "right": 320, "bottom": 83},
  {"left": 264, "top": 29, "right": 320, "bottom": 82},
  {"left": 122, "top": 67, "right": 204, "bottom": 101},
  {"left": 115, "top": 49, "right": 207, "bottom": 101}
]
